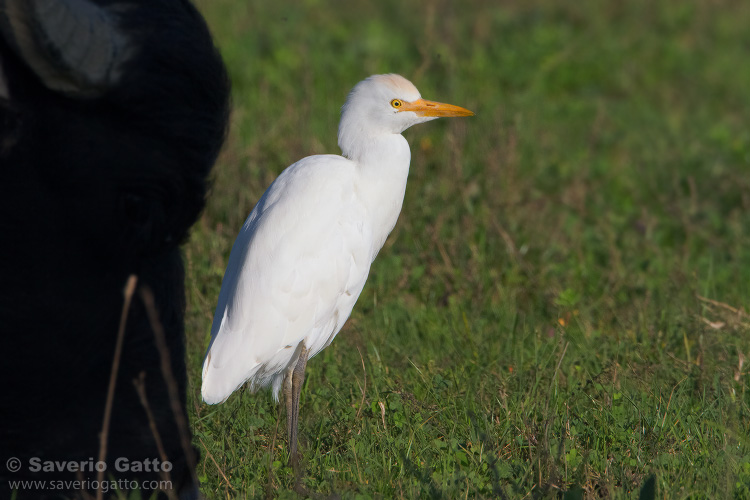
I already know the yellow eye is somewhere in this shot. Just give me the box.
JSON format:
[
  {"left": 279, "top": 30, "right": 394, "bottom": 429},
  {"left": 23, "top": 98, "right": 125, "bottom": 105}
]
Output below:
[{"left": 390, "top": 99, "right": 403, "bottom": 109}]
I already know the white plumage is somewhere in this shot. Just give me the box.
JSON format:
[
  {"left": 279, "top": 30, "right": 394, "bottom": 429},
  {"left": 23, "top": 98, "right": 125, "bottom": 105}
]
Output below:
[
  {"left": 202, "top": 154, "right": 375, "bottom": 402},
  {"left": 201, "top": 74, "right": 472, "bottom": 465}
]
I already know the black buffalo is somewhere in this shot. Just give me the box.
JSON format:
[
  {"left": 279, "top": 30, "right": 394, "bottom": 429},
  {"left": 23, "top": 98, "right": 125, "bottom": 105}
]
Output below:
[{"left": 0, "top": 0, "right": 230, "bottom": 498}]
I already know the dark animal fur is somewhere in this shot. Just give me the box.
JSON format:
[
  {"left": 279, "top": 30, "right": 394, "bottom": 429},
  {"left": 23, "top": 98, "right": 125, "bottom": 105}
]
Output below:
[{"left": 0, "top": 1, "right": 230, "bottom": 498}]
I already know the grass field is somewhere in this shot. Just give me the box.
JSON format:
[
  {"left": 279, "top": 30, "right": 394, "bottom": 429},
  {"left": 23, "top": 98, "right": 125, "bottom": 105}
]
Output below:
[{"left": 183, "top": 0, "right": 750, "bottom": 497}]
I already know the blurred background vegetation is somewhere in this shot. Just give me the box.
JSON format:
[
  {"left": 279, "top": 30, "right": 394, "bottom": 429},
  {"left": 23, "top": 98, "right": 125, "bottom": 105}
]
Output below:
[{"left": 185, "top": 0, "right": 750, "bottom": 497}]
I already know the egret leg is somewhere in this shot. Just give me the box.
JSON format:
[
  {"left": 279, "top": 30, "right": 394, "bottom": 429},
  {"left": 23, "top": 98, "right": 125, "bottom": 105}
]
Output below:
[
  {"left": 285, "top": 344, "right": 309, "bottom": 474},
  {"left": 284, "top": 364, "right": 293, "bottom": 450}
]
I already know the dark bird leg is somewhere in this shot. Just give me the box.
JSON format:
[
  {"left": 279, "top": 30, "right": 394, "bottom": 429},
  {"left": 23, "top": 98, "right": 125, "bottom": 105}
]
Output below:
[{"left": 284, "top": 343, "right": 309, "bottom": 488}]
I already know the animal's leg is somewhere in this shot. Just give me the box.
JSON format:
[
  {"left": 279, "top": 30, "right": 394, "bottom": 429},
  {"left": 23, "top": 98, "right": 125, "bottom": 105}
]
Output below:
[
  {"left": 286, "top": 343, "right": 309, "bottom": 491},
  {"left": 289, "top": 344, "right": 309, "bottom": 461}
]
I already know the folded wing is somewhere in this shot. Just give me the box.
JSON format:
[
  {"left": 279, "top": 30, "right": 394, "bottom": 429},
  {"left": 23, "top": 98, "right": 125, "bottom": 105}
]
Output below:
[{"left": 202, "top": 155, "right": 373, "bottom": 403}]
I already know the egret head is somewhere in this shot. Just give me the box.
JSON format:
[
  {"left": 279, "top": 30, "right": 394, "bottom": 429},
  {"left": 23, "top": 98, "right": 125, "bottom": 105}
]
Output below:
[{"left": 338, "top": 74, "right": 473, "bottom": 159}]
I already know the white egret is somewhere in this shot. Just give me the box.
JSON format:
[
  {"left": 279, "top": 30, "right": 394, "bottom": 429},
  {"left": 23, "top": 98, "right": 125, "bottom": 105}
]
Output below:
[{"left": 201, "top": 74, "right": 473, "bottom": 468}]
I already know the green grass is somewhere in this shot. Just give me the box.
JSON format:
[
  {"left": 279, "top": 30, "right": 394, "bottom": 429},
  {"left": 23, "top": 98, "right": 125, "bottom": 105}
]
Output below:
[{"left": 184, "top": 0, "right": 750, "bottom": 497}]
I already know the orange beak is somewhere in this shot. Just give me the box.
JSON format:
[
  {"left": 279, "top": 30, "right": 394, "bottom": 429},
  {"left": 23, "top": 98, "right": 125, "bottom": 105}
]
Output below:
[{"left": 400, "top": 98, "right": 474, "bottom": 117}]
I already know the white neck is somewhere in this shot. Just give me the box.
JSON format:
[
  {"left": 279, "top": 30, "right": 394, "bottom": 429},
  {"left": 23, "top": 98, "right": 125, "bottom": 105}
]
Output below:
[{"left": 349, "top": 133, "right": 411, "bottom": 257}]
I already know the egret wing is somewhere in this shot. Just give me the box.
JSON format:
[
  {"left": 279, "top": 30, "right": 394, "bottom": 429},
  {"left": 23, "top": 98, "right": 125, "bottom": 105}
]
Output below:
[{"left": 201, "top": 155, "right": 372, "bottom": 403}]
